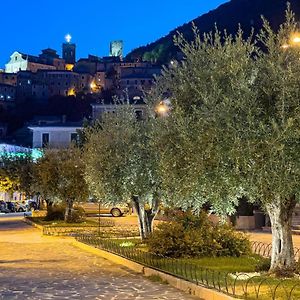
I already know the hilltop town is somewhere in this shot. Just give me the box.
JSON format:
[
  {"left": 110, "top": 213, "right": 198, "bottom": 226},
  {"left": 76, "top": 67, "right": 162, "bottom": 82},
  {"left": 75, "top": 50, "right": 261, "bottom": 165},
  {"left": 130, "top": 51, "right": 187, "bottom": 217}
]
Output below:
[{"left": 0, "top": 36, "right": 161, "bottom": 147}]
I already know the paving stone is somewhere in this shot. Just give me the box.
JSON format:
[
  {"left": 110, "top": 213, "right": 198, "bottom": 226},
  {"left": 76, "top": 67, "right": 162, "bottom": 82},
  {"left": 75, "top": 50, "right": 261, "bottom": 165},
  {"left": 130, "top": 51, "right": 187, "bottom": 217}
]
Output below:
[{"left": 0, "top": 217, "right": 198, "bottom": 300}]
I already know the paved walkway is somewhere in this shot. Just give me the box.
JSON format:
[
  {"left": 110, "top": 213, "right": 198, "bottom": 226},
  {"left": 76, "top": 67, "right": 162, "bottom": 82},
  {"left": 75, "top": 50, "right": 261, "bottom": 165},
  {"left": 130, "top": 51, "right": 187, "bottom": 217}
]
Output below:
[
  {"left": 0, "top": 216, "right": 198, "bottom": 300},
  {"left": 249, "top": 232, "right": 300, "bottom": 249}
]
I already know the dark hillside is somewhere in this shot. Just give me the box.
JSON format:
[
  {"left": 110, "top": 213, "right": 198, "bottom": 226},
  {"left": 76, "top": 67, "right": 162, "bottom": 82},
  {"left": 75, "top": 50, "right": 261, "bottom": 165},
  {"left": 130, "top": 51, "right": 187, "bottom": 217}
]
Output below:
[{"left": 126, "top": 0, "right": 300, "bottom": 64}]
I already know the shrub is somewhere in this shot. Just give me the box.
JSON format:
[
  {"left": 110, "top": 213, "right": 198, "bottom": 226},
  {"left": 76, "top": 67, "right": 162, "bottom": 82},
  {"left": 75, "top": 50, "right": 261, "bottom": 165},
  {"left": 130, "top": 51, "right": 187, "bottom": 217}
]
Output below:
[
  {"left": 67, "top": 206, "right": 86, "bottom": 223},
  {"left": 255, "top": 257, "right": 271, "bottom": 272},
  {"left": 45, "top": 204, "right": 65, "bottom": 221},
  {"left": 147, "top": 211, "right": 251, "bottom": 258}
]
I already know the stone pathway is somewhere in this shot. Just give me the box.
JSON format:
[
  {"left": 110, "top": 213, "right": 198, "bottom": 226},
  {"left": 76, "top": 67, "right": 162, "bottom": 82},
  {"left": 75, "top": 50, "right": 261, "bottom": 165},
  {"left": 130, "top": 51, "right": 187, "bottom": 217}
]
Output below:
[{"left": 0, "top": 216, "right": 198, "bottom": 300}]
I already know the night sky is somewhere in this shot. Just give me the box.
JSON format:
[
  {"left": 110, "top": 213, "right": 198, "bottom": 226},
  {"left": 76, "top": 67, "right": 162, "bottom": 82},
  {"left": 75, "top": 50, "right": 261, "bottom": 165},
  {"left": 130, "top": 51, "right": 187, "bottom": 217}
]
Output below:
[{"left": 0, "top": 0, "right": 227, "bottom": 68}]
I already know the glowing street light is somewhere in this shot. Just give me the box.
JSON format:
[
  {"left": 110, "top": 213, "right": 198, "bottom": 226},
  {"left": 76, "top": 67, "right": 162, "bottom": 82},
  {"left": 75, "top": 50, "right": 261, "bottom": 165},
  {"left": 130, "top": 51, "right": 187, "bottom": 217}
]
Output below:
[
  {"left": 292, "top": 36, "right": 300, "bottom": 44},
  {"left": 90, "top": 81, "right": 97, "bottom": 91},
  {"left": 156, "top": 103, "right": 168, "bottom": 114},
  {"left": 65, "top": 34, "right": 72, "bottom": 43},
  {"left": 155, "top": 99, "right": 171, "bottom": 117}
]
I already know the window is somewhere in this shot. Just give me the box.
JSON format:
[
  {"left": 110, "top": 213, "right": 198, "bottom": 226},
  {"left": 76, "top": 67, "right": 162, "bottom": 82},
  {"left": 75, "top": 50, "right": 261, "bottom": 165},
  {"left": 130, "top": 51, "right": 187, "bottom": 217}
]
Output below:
[
  {"left": 71, "top": 133, "right": 78, "bottom": 144},
  {"left": 135, "top": 110, "right": 143, "bottom": 120},
  {"left": 42, "top": 133, "right": 49, "bottom": 148}
]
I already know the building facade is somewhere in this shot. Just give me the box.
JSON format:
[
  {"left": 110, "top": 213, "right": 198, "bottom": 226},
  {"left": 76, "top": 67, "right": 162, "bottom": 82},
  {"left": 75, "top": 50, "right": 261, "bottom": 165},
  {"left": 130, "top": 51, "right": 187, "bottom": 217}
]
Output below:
[{"left": 28, "top": 122, "right": 82, "bottom": 148}]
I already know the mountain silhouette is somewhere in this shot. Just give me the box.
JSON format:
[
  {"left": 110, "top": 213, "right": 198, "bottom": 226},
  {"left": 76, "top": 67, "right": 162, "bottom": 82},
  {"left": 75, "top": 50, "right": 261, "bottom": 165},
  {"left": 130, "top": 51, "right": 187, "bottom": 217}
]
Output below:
[{"left": 126, "top": 0, "right": 300, "bottom": 64}]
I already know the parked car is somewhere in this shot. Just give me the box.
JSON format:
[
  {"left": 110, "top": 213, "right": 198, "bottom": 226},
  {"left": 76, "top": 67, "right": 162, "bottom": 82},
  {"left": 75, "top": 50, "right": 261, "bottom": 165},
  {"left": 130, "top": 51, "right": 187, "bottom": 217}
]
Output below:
[
  {"left": 5, "top": 202, "right": 16, "bottom": 212},
  {"left": 25, "top": 199, "right": 38, "bottom": 211},
  {"left": 0, "top": 201, "right": 10, "bottom": 213},
  {"left": 15, "top": 201, "right": 27, "bottom": 212},
  {"left": 80, "top": 202, "right": 129, "bottom": 217}
]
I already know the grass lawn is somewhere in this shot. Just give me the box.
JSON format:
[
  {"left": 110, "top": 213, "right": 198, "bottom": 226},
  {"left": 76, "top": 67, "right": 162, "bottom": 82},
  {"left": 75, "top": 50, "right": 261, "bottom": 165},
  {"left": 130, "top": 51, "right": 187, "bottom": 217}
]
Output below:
[
  {"left": 28, "top": 217, "right": 110, "bottom": 227},
  {"left": 102, "top": 238, "right": 300, "bottom": 299}
]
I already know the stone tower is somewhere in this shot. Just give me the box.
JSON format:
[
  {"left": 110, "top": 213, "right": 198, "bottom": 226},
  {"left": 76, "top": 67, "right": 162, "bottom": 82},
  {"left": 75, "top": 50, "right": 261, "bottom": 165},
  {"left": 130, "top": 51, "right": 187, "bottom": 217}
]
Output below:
[
  {"left": 110, "top": 40, "right": 123, "bottom": 58},
  {"left": 62, "top": 34, "right": 76, "bottom": 64}
]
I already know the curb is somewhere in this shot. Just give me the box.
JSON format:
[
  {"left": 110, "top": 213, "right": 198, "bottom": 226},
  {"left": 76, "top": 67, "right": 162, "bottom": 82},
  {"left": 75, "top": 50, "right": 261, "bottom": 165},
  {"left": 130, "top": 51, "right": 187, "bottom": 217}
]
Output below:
[
  {"left": 23, "top": 217, "right": 44, "bottom": 230},
  {"left": 72, "top": 239, "right": 236, "bottom": 300}
]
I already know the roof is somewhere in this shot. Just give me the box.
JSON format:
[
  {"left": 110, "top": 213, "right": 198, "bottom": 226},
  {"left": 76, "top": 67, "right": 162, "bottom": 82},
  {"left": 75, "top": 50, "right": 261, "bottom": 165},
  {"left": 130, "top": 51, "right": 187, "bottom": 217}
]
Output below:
[
  {"left": 28, "top": 121, "right": 83, "bottom": 129},
  {"left": 121, "top": 74, "right": 154, "bottom": 79},
  {"left": 19, "top": 52, "right": 56, "bottom": 66},
  {"left": 0, "top": 83, "right": 16, "bottom": 88},
  {"left": 92, "top": 98, "right": 146, "bottom": 106}
]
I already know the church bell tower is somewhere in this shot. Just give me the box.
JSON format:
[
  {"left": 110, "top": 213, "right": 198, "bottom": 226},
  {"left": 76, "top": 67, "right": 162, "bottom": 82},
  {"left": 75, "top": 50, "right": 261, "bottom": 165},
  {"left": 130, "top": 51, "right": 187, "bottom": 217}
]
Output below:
[{"left": 62, "top": 34, "right": 76, "bottom": 65}]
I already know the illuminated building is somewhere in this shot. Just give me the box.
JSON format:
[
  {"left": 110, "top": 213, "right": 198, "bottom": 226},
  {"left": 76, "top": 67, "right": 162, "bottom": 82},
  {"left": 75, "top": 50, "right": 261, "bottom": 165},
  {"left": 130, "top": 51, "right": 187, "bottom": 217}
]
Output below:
[
  {"left": 5, "top": 49, "right": 65, "bottom": 73},
  {"left": 0, "top": 83, "right": 16, "bottom": 107},
  {"left": 110, "top": 40, "right": 124, "bottom": 58},
  {"left": 62, "top": 34, "right": 76, "bottom": 65},
  {"left": 28, "top": 121, "right": 82, "bottom": 148}
]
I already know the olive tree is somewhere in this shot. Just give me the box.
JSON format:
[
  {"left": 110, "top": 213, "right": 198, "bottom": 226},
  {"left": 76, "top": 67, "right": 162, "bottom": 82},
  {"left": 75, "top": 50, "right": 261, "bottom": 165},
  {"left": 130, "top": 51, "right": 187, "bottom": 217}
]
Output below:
[
  {"left": 33, "top": 147, "right": 88, "bottom": 221},
  {"left": 0, "top": 154, "right": 34, "bottom": 198},
  {"left": 83, "top": 105, "right": 162, "bottom": 239},
  {"left": 149, "top": 8, "right": 300, "bottom": 273}
]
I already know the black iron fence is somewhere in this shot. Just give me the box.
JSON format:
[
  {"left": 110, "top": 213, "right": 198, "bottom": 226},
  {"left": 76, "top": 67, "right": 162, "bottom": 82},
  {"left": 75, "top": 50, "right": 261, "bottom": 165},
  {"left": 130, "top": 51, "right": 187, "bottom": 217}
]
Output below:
[
  {"left": 75, "top": 234, "right": 300, "bottom": 300},
  {"left": 251, "top": 241, "right": 300, "bottom": 262}
]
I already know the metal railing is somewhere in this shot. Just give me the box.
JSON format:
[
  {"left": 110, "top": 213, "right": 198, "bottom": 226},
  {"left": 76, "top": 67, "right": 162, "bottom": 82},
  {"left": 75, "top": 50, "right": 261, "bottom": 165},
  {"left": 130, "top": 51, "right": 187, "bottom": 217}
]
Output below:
[
  {"left": 251, "top": 241, "right": 300, "bottom": 261},
  {"left": 75, "top": 234, "right": 300, "bottom": 300}
]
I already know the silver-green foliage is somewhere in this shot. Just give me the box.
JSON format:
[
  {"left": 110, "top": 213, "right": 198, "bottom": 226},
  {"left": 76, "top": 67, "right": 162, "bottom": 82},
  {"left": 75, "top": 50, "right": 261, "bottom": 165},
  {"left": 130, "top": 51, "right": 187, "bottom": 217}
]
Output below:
[
  {"left": 148, "top": 8, "right": 299, "bottom": 216},
  {"left": 84, "top": 105, "right": 162, "bottom": 208}
]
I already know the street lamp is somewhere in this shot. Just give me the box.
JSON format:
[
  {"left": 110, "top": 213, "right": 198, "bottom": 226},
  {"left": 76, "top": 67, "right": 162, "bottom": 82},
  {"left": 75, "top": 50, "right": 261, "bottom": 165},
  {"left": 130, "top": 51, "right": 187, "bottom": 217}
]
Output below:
[
  {"left": 281, "top": 33, "right": 300, "bottom": 49},
  {"left": 98, "top": 200, "right": 101, "bottom": 237},
  {"left": 155, "top": 99, "right": 171, "bottom": 117},
  {"left": 291, "top": 34, "right": 300, "bottom": 45}
]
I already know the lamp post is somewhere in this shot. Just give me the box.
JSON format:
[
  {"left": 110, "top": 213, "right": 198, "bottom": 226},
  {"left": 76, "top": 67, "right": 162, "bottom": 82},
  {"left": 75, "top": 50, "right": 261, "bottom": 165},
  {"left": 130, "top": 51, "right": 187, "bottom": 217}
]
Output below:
[{"left": 98, "top": 200, "right": 101, "bottom": 237}]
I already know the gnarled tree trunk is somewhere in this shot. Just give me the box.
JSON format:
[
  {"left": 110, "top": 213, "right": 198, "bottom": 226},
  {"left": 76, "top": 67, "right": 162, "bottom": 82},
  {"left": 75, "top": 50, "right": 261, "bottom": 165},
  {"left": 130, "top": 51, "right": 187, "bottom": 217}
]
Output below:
[
  {"left": 64, "top": 198, "right": 74, "bottom": 223},
  {"left": 265, "top": 197, "right": 296, "bottom": 274},
  {"left": 132, "top": 195, "right": 160, "bottom": 240}
]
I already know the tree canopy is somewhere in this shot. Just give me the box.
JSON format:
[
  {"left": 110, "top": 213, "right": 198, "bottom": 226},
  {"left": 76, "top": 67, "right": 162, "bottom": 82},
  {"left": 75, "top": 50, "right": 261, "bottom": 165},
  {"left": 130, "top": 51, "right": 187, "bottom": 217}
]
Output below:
[
  {"left": 147, "top": 7, "right": 300, "bottom": 272},
  {"left": 83, "top": 105, "right": 163, "bottom": 238}
]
